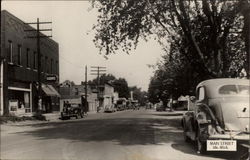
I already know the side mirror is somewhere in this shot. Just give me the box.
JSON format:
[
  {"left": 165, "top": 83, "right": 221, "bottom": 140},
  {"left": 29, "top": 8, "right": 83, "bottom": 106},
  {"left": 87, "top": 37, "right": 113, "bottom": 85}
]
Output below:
[
  {"left": 196, "top": 112, "right": 211, "bottom": 124},
  {"left": 190, "top": 96, "right": 196, "bottom": 102}
]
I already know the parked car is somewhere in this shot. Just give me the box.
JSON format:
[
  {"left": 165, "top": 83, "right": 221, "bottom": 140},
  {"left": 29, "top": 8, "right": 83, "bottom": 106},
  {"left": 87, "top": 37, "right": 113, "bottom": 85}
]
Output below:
[
  {"left": 61, "top": 103, "right": 84, "bottom": 120},
  {"left": 156, "top": 103, "right": 165, "bottom": 111},
  {"left": 181, "top": 78, "right": 249, "bottom": 155},
  {"left": 104, "top": 104, "right": 116, "bottom": 113}
]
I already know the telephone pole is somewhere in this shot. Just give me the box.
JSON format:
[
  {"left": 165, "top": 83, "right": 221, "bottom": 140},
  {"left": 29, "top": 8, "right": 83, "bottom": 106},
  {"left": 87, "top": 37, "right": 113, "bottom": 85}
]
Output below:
[
  {"left": 85, "top": 65, "right": 88, "bottom": 112},
  {"left": 24, "top": 18, "right": 52, "bottom": 112},
  {"left": 90, "top": 66, "right": 106, "bottom": 91},
  {"left": 90, "top": 66, "right": 106, "bottom": 110}
]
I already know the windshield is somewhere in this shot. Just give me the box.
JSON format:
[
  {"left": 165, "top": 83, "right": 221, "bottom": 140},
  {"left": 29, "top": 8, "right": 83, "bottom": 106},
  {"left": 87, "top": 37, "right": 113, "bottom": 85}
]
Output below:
[
  {"left": 219, "top": 85, "right": 250, "bottom": 95},
  {"left": 117, "top": 100, "right": 123, "bottom": 104}
]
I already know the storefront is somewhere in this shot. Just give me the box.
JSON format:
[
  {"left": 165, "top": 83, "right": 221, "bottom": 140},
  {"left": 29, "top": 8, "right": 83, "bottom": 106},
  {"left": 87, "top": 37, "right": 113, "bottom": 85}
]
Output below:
[
  {"left": 8, "top": 83, "right": 32, "bottom": 116},
  {"left": 41, "top": 84, "right": 60, "bottom": 113}
]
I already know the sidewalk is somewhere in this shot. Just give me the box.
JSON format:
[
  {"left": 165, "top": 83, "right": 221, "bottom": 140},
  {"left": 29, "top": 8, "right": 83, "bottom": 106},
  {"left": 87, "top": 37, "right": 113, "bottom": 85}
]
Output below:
[{"left": 42, "top": 112, "right": 61, "bottom": 121}]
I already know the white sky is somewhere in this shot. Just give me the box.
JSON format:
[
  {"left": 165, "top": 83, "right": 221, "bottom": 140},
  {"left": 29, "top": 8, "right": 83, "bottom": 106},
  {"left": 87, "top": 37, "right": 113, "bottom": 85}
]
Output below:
[{"left": 2, "top": 1, "right": 164, "bottom": 91}]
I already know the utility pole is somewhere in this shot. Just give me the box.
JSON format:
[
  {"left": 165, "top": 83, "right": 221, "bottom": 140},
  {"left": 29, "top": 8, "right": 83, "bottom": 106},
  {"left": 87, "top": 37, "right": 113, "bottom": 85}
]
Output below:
[
  {"left": 85, "top": 65, "right": 88, "bottom": 112},
  {"left": 24, "top": 18, "right": 52, "bottom": 113},
  {"left": 90, "top": 66, "right": 106, "bottom": 111}
]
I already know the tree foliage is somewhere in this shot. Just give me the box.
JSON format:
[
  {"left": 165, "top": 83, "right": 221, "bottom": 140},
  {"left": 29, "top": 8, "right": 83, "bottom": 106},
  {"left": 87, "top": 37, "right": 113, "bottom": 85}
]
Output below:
[
  {"left": 129, "top": 86, "right": 148, "bottom": 105},
  {"left": 92, "top": 0, "right": 249, "bottom": 78}
]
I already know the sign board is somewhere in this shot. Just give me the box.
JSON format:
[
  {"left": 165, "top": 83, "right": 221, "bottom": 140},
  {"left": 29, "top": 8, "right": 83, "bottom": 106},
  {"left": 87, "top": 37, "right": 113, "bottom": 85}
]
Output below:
[
  {"left": 207, "top": 140, "right": 237, "bottom": 151},
  {"left": 46, "top": 75, "right": 57, "bottom": 81},
  {"left": 9, "top": 100, "right": 18, "bottom": 112}
]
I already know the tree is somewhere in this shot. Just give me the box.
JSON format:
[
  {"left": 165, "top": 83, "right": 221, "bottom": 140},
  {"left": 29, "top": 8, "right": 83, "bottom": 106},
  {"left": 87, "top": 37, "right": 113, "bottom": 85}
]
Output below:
[
  {"left": 88, "top": 74, "right": 130, "bottom": 98},
  {"left": 129, "top": 86, "right": 147, "bottom": 105},
  {"left": 113, "top": 78, "right": 130, "bottom": 98},
  {"left": 92, "top": 0, "right": 249, "bottom": 78}
]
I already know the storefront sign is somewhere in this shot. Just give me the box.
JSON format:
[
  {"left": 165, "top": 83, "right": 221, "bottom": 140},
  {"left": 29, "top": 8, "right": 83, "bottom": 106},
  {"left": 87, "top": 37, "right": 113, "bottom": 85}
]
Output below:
[
  {"left": 9, "top": 100, "right": 18, "bottom": 111},
  {"left": 46, "top": 75, "right": 57, "bottom": 81}
]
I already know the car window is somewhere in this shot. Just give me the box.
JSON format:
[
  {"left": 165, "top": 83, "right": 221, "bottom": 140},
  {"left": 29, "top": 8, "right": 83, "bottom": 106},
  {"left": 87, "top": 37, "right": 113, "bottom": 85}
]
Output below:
[
  {"left": 219, "top": 85, "right": 249, "bottom": 95},
  {"left": 238, "top": 85, "right": 250, "bottom": 95},
  {"left": 198, "top": 87, "right": 205, "bottom": 101}
]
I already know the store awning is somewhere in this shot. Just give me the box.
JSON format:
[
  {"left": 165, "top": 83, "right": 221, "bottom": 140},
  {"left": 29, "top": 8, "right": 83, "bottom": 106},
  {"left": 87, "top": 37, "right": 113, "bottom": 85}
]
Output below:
[{"left": 42, "top": 84, "right": 60, "bottom": 97}]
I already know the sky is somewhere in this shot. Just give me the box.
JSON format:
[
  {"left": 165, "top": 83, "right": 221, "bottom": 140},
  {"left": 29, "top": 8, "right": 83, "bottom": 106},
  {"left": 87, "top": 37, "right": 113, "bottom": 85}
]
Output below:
[{"left": 2, "top": 0, "right": 164, "bottom": 91}]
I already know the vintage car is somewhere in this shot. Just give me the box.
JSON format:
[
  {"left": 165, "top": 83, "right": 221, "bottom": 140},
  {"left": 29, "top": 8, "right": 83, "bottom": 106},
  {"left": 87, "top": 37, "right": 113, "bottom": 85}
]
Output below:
[
  {"left": 181, "top": 78, "right": 249, "bottom": 154},
  {"left": 61, "top": 103, "right": 84, "bottom": 120},
  {"left": 104, "top": 104, "right": 116, "bottom": 113}
]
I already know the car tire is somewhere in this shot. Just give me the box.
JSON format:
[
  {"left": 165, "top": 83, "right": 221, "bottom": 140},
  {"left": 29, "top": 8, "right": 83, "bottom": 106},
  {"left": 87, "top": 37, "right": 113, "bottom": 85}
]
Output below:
[
  {"left": 182, "top": 120, "right": 191, "bottom": 143},
  {"left": 183, "top": 131, "right": 191, "bottom": 143},
  {"left": 197, "top": 130, "right": 207, "bottom": 154},
  {"left": 76, "top": 112, "right": 81, "bottom": 119}
]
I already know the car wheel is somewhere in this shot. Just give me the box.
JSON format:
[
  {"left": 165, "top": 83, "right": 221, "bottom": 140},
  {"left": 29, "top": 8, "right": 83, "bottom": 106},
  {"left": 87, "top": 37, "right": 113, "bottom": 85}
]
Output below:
[
  {"left": 182, "top": 120, "right": 191, "bottom": 143},
  {"left": 76, "top": 112, "right": 81, "bottom": 119},
  {"left": 80, "top": 112, "right": 84, "bottom": 118}
]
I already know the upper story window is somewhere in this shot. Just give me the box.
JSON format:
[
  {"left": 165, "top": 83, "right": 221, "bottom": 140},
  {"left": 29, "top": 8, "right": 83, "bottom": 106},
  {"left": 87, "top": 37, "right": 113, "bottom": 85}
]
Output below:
[
  {"left": 40, "top": 55, "right": 43, "bottom": 72},
  {"left": 75, "top": 88, "right": 79, "bottom": 95},
  {"left": 45, "top": 56, "right": 48, "bottom": 73},
  {"left": 33, "top": 51, "right": 37, "bottom": 69},
  {"left": 51, "top": 59, "right": 53, "bottom": 74},
  {"left": 17, "top": 45, "right": 22, "bottom": 65},
  {"left": 26, "top": 48, "right": 30, "bottom": 68},
  {"left": 8, "top": 40, "right": 13, "bottom": 63},
  {"left": 55, "top": 61, "right": 58, "bottom": 75}
]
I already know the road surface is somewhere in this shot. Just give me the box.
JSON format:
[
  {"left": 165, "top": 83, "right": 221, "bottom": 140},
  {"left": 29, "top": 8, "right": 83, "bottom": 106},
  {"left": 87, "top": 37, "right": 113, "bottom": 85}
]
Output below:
[{"left": 0, "top": 109, "right": 244, "bottom": 160}]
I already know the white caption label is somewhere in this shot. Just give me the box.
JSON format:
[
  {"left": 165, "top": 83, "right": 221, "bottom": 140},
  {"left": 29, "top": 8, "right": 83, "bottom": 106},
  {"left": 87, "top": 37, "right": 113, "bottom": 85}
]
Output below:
[{"left": 207, "top": 140, "right": 237, "bottom": 151}]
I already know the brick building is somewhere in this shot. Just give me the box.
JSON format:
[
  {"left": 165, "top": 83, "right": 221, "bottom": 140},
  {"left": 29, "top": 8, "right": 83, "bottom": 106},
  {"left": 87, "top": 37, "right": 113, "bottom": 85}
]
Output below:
[{"left": 0, "top": 10, "right": 60, "bottom": 115}]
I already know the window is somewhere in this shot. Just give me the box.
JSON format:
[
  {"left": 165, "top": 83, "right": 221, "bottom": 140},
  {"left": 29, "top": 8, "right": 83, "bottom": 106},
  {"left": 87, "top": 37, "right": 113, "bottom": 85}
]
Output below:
[
  {"left": 41, "top": 55, "right": 43, "bottom": 72},
  {"left": 55, "top": 61, "right": 58, "bottom": 74},
  {"left": 8, "top": 40, "right": 13, "bottom": 63},
  {"left": 50, "top": 59, "right": 53, "bottom": 74},
  {"left": 75, "top": 88, "right": 79, "bottom": 95},
  {"left": 26, "top": 48, "right": 30, "bottom": 68},
  {"left": 198, "top": 87, "right": 205, "bottom": 101},
  {"left": 219, "top": 85, "right": 250, "bottom": 95},
  {"left": 45, "top": 56, "right": 48, "bottom": 73},
  {"left": 33, "top": 52, "right": 37, "bottom": 69},
  {"left": 17, "top": 45, "right": 22, "bottom": 65}
]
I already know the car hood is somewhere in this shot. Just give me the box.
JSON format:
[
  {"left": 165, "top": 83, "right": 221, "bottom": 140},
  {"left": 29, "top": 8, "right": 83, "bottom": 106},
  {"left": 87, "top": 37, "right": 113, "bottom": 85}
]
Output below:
[{"left": 220, "top": 100, "right": 249, "bottom": 132}]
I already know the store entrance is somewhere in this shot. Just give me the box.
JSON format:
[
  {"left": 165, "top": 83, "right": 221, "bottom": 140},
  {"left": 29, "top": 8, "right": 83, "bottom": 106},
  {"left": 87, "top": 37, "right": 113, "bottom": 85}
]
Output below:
[{"left": 8, "top": 89, "right": 31, "bottom": 114}]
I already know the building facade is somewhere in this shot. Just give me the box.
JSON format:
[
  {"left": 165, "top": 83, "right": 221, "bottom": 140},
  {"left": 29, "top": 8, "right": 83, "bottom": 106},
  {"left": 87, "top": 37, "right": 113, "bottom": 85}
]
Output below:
[
  {"left": 59, "top": 83, "right": 98, "bottom": 112},
  {"left": 0, "top": 10, "right": 60, "bottom": 115},
  {"left": 99, "top": 83, "right": 118, "bottom": 110}
]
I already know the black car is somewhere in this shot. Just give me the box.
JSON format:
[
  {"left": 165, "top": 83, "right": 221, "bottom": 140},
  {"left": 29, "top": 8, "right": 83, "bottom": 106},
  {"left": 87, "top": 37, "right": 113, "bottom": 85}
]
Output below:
[{"left": 61, "top": 103, "right": 84, "bottom": 120}]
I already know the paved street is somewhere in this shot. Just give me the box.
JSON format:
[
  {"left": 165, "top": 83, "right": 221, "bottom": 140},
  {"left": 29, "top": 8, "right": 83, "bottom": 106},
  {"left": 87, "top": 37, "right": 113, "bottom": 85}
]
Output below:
[{"left": 1, "top": 109, "right": 242, "bottom": 160}]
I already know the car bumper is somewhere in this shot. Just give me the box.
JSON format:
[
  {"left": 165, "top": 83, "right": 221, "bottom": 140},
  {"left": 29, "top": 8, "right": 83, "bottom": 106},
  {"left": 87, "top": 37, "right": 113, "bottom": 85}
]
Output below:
[{"left": 209, "top": 133, "right": 250, "bottom": 148}]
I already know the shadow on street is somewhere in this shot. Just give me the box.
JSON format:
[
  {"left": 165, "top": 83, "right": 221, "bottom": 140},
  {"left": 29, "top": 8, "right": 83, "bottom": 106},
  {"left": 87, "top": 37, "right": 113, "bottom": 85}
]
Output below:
[{"left": 7, "top": 111, "right": 244, "bottom": 160}]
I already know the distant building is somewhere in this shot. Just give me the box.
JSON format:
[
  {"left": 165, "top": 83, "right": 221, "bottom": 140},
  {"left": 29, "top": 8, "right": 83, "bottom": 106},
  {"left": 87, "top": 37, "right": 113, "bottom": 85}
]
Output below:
[
  {"left": 99, "top": 83, "right": 118, "bottom": 110},
  {"left": 0, "top": 10, "right": 60, "bottom": 115},
  {"left": 60, "top": 82, "right": 119, "bottom": 113},
  {"left": 59, "top": 84, "right": 98, "bottom": 112}
]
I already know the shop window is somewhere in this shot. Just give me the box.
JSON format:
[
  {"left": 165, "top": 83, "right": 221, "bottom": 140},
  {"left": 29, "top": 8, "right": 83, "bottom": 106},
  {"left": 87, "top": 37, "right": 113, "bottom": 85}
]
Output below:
[
  {"left": 17, "top": 45, "right": 22, "bottom": 65},
  {"left": 8, "top": 40, "right": 13, "bottom": 63},
  {"left": 26, "top": 48, "right": 30, "bottom": 68}
]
